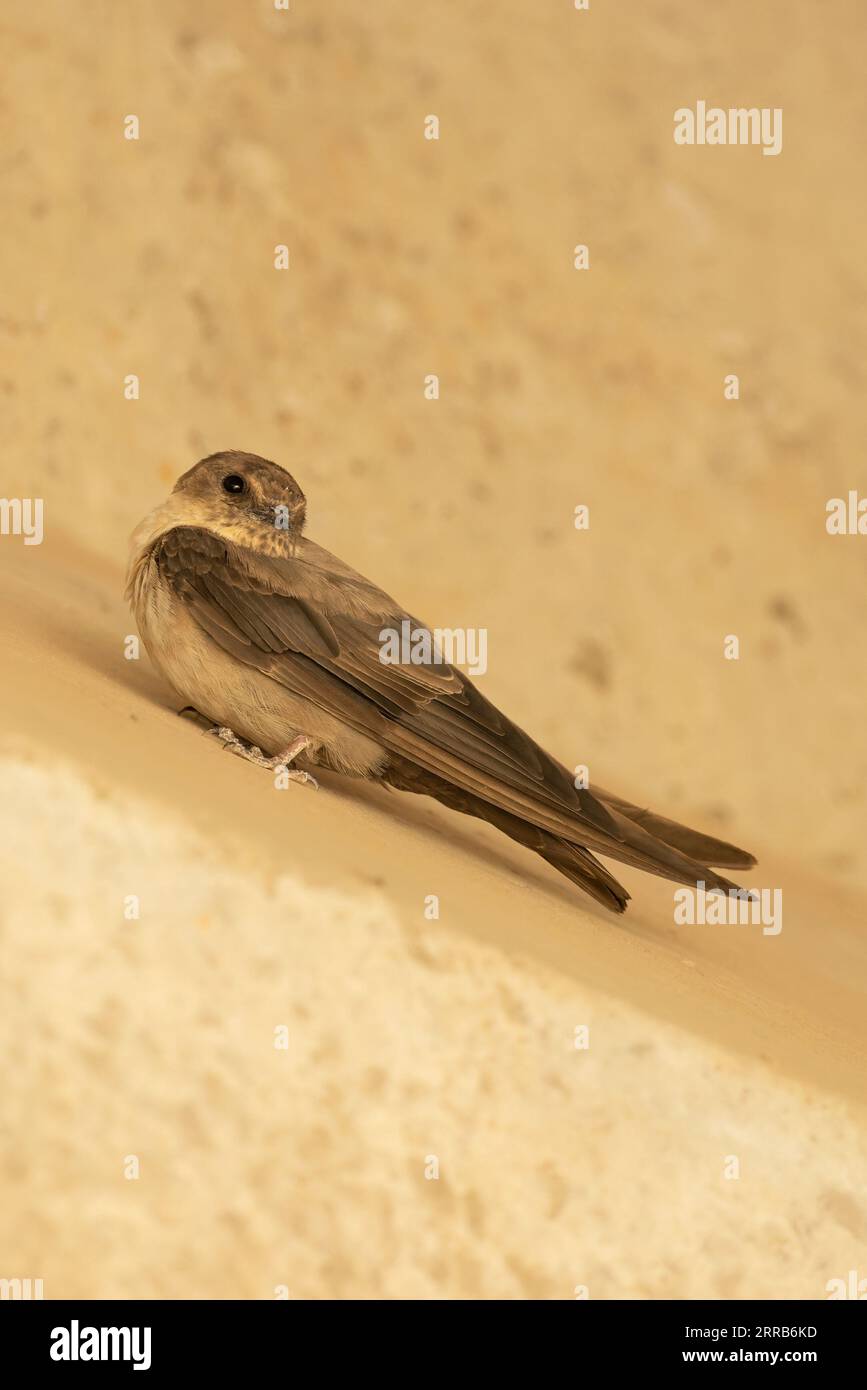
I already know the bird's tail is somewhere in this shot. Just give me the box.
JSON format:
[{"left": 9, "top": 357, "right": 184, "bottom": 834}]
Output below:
[
  {"left": 593, "top": 787, "right": 756, "bottom": 870},
  {"left": 382, "top": 755, "right": 753, "bottom": 914},
  {"left": 381, "top": 756, "right": 629, "bottom": 910}
]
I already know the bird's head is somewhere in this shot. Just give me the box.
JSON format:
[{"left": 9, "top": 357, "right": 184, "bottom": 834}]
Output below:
[{"left": 172, "top": 451, "right": 307, "bottom": 546}]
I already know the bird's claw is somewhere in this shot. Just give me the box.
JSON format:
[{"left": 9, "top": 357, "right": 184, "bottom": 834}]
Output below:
[{"left": 206, "top": 725, "right": 318, "bottom": 788}]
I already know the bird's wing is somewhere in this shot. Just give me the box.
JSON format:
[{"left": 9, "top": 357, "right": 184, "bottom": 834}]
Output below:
[{"left": 155, "top": 525, "right": 748, "bottom": 887}]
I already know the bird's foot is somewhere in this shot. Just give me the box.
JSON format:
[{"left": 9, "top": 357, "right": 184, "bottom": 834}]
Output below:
[{"left": 206, "top": 726, "right": 319, "bottom": 788}]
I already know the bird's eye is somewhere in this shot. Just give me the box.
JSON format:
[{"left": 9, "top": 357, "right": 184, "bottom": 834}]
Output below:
[{"left": 222, "top": 474, "right": 247, "bottom": 495}]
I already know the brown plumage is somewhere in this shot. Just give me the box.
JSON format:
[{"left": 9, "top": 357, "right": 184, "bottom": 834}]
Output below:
[{"left": 126, "top": 451, "right": 756, "bottom": 914}]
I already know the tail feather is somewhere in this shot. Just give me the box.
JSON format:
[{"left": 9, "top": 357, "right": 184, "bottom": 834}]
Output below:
[
  {"left": 582, "top": 799, "right": 747, "bottom": 895},
  {"left": 383, "top": 755, "right": 631, "bottom": 911},
  {"left": 595, "top": 788, "right": 756, "bottom": 870},
  {"left": 540, "top": 839, "right": 630, "bottom": 913},
  {"left": 381, "top": 754, "right": 753, "bottom": 914}
]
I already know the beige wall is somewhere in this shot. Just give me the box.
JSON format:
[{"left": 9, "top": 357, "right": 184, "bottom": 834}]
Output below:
[{"left": 1, "top": 1, "right": 865, "bottom": 1299}]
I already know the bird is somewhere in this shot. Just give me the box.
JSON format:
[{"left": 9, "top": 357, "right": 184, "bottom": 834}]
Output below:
[{"left": 126, "top": 450, "right": 755, "bottom": 914}]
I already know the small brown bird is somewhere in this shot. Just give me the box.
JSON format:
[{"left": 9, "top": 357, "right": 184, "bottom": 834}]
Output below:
[{"left": 127, "top": 451, "right": 755, "bottom": 913}]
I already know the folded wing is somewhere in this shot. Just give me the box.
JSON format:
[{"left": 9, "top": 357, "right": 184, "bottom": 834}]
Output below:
[{"left": 156, "top": 526, "right": 754, "bottom": 894}]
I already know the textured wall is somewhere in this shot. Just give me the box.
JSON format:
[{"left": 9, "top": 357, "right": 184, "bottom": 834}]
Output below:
[{"left": 1, "top": 0, "right": 866, "bottom": 1300}]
